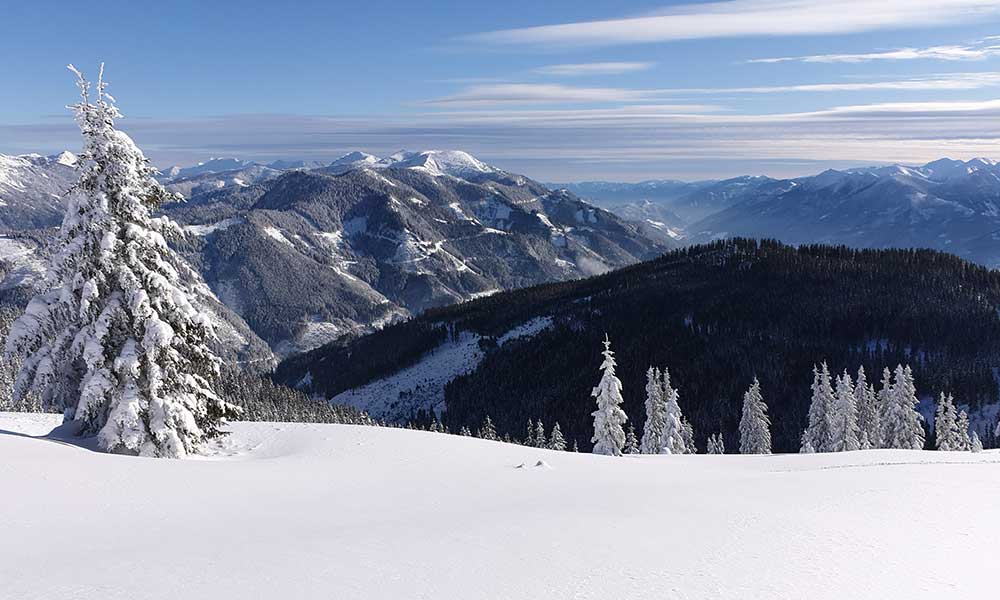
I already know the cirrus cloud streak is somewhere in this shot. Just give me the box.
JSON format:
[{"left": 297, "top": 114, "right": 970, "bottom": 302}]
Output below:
[{"left": 466, "top": 0, "right": 1000, "bottom": 47}]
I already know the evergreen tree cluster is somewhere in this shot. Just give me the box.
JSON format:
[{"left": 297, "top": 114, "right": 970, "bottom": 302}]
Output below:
[
  {"left": 592, "top": 337, "right": 772, "bottom": 456},
  {"left": 803, "top": 363, "right": 926, "bottom": 452},
  {"left": 216, "top": 366, "right": 372, "bottom": 425},
  {"left": 639, "top": 363, "right": 696, "bottom": 454},
  {"left": 403, "top": 411, "right": 578, "bottom": 452}
]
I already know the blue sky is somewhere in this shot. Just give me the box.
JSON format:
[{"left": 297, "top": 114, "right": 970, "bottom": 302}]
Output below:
[{"left": 3, "top": 0, "right": 1000, "bottom": 180}]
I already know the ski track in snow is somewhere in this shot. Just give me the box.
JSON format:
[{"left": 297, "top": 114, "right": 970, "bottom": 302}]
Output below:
[{"left": 1, "top": 412, "right": 998, "bottom": 600}]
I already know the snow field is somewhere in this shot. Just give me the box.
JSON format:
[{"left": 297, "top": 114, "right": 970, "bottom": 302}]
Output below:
[{"left": 2, "top": 412, "right": 998, "bottom": 600}]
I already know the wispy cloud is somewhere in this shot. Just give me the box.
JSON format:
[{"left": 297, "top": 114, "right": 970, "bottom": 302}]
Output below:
[
  {"left": 424, "top": 73, "right": 1000, "bottom": 107},
  {"left": 531, "top": 62, "right": 655, "bottom": 76},
  {"left": 424, "top": 83, "right": 666, "bottom": 106},
  {"left": 466, "top": 0, "right": 1000, "bottom": 47},
  {"left": 750, "top": 42, "right": 1000, "bottom": 63},
  {"left": 671, "top": 72, "right": 1000, "bottom": 94}
]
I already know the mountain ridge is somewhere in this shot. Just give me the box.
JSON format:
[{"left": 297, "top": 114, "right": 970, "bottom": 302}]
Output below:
[{"left": 0, "top": 149, "right": 670, "bottom": 355}]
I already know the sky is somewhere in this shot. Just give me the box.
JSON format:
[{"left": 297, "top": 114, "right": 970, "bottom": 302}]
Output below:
[{"left": 3, "top": 0, "right": 1000, "bottom": 181}]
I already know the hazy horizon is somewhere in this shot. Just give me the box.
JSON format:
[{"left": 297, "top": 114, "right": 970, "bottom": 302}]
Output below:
[{"left": 5, "top": 0, "right": 1000, "bottom": 180}]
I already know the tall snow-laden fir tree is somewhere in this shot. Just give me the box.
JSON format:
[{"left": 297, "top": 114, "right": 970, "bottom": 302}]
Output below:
[
  {"left": 640, "top": 367, "right": 665, "bottom": 454},
  {"left": 934, "top": 392, "right": 959, "bottom": 451},
  {"left": 706, "top": 432, "right": 725, "bottom": 454},
  {"left": 479, "top": 415, "right": 498, "bottom": 441},
  {"left": 881, "top": 365, "right": 925, "bottom": 450},
  {"left": 624, "top": 424, "right": 640, "bottom": 454},
  {"left": 534, "top": 420, "right": 547, "bottom": 449},
  {"left": 830, "top": 371, "right": 860, "bottom": 452},
  {"left": 802, "top": 363, "right": 835, "bottom": 453},
  {"left": 955, "top": 410, "right": 971, "bottom": 451},
  {"left": 525, "top": 419, "right": 538, "bottom": 446},
  {"left": 970, "top": 430, "right": 984, "bottom": 453},
  {"left": 548, "top": 422, "right": 567, "bottom": 451},
  {"left": 661, "top": 367, "right": 687, "bottom": 454},
  {"left": 854, "top": 367, "right": 880, "bottom": 450},
  {"left": 5, "top": 65, "right": 235, "bottom": 458},
  {"left": 876, "top": 367, "right": 894, "bottom": 449},
  {"left": 591, "top": 334, "right": 627, "bottom": 456},
  {"left": 739, "top": 378, "right": 771, "bottom": 454},
  {"left": 680, "top": 417, "right": 697, "bottom": 454}
]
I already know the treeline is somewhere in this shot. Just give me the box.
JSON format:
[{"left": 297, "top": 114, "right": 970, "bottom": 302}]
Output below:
[
  {"left": 216, "top": 366, "right": 373, "bottom": 425},
  {"left": 440, "top": 240, "right": 1000, "bottom": 452}
]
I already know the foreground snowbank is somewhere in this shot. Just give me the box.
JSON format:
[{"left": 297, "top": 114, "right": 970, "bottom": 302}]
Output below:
[{"left": 1, "top": 412, "right": 997, "bottom": 600}]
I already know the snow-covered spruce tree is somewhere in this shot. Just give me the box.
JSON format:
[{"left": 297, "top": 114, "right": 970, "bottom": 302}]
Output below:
[
  {"left": 855, "top": 367, "right": 880, "bottom": 450},
  {"left": 624, "top": 424, "right": 640, "bottom": 454},
  {"left": 802, "top": 363, "right": 835, "bottom": 453},
  {"left": 660, "top": 367, "right": 687, "bottom": 454},
  {"left": 680, "top": 417, "right": 697, "bottom": 454},
  {"left": 706, "top": 433, "right": 725, "bottom": 454},
  {"left": 830, "top": 371, "right": 860, "bottom": 452},
  {"left": 881, "top": 365, "right": 925, "bottom": 450},
  {"left": 479, "top": 415, "right": 498, "bottom": 441},
  {"left": 640, "top": 366, "right": 665, "bottom": 454},
  {"left": 5, "top": 65, "right": 234, "bottom": 457},
  {"left": 548, "top": 422, "right": 567, "bottom": 451},
  {"left": 534, "top": 420, "right": 546, "bottom": 449},
  {"left": 876, "top": 367, "right": 894, "bottom": 448},
  {"left": 934, "top": 392, "right": 959, "bottom": 451},
  {"left": 739, "top": 378, "right": 771, "bottom": 454},
  {"left": 459, "top": 426, "right": 472, "bottom": 436},
  {"left": 956, "top": 410, "right": 971, "bottom": 451},
  {"left": 970, "top": 430, "right": 984, "bottom": 453},
  {"left": 591, "top": 334, "right": 627, "bottom": 456},
  {"left": 525, "top": 419, "right": 537, "bottom": 446}
]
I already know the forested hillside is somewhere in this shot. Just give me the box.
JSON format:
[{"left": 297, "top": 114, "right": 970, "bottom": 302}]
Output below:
[{"left": 278, "top": 239, "right": 1000, "bottom": 452}]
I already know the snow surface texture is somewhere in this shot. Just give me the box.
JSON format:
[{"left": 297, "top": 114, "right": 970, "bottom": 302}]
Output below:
[{"left": 1, "top": 412, "right": 998, "bottom": 600}]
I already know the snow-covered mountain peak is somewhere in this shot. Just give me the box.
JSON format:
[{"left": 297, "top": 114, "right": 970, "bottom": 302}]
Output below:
[
  {"left": 331, "top": 151, "right": 380, "bottom": 167},
  {"left": 919, "top": 157, "right": 999, "bottom": 181},
  {"left": 171, "top": 157, "right": 257, "bottom": 181},
  {"left": 390, "top": 150, "right": 497, "bottom": 178},
  {"left": 54, "top": 151, "right": 78, "bottom": 167}
]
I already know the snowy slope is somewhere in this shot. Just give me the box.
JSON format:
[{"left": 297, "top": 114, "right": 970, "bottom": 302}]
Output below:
[
  {"left": 1, "top": 412, "right": 997, "bottom": 600},
  {"left": 0, "top": 153, "right": 79, "bottom": 230},
  {"left": 329, "top": 316, "right": 553, "bottom": 420}
]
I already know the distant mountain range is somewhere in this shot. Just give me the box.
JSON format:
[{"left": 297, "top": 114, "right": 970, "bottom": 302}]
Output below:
[
  {"left": 156, "top": 150, "right": 511, "bottom": 198},
  {"left": 554, "top": 158, "right": 1000, "bottom": 268},
  {"left": 0, "top": 150, "right": 669, "bottom": 356},
  {"left": 8, "top": 150, "right": 1000, "bottom": 358}
]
